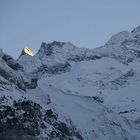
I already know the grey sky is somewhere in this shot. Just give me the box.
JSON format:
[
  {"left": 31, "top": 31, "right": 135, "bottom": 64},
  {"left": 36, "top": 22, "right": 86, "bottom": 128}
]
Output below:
[{"left": 0, "top": 0, "right": 140, "bottom": 58}]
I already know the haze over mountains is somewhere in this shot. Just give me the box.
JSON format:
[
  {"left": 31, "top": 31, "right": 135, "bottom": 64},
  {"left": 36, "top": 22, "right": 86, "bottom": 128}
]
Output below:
[{"left": 0, "top": 26, "right": 140, "bottom": 139}]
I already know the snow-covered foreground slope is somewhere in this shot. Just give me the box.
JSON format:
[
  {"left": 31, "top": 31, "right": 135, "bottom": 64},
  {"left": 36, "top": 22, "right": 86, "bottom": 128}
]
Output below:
[
  {"left": 1, "top": 26, "right": 140, "bottom": 139},
  {"left": 41, "top": 56, "right": 140, "bottom": 122},
  {"left": 22, "top": 81, "right": 139, "bottom": 140},
  {"left": 1, "top": 79, "right": 140, "bottom": 140}
]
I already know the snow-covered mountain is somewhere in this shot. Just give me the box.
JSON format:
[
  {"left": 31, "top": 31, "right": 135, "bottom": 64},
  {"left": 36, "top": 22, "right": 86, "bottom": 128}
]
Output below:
[{"left": 1, "top": 26, "right": 140, "bottom": 140}]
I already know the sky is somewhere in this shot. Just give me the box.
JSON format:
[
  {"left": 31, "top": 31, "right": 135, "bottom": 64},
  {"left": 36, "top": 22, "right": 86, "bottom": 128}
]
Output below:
[{"left": 0, "top": 0, "right": 140, "bottom": 58}]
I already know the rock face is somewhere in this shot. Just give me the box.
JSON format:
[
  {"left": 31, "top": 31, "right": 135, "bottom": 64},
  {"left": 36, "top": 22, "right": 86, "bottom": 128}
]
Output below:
[
  {"left": 1, "top": 26, "right": 140, "bottom": 139},
  {"left": 0, "top": 95, "right": 83, "bottom": 140}
]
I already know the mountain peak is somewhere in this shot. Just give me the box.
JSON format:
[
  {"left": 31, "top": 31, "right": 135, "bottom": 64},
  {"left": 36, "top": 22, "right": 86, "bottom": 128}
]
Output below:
[
  {"left": 48, "top": 41, "right": 66, "bottom": 47},
  {"left": 131, "top": 26, "right": 140, "bottom": 38},
  {"left": 38, "top": 41, "right": 76, "bottom": 56},
  {"left": 21, "top": 46, "right": 36, "bottom": 57},
  {"left": 40, "top": 41, "right": 72, "bottom": 48},
  {"left": 105, "top": 31, "right": 131, "bottom": 46}
]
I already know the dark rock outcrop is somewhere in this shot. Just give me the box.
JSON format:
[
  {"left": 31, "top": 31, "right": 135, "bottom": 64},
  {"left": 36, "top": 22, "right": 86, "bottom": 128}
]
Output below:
[{"left": 0, "top": 95, "right": 83, "bottom": 140}]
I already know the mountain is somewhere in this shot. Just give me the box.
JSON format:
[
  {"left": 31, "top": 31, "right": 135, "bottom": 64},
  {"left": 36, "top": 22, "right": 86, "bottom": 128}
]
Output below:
[{"left": 0, "top": 26, "right": 140, "bottom": 139}]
